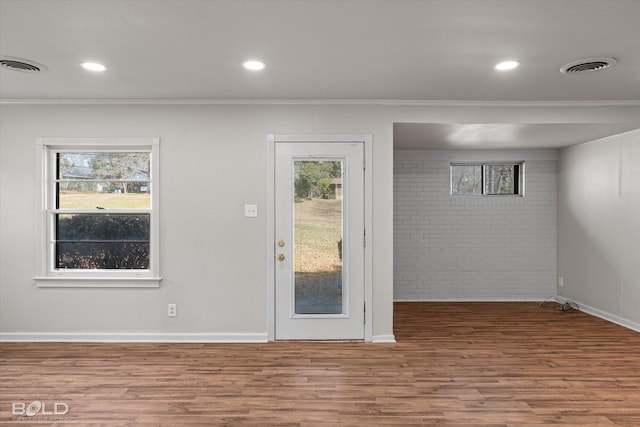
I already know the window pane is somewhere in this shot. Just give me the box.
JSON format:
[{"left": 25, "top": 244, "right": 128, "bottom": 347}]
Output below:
[
  {"left": 485, "top": 165, "right": 515, "bottom": 195},
  {"left": 293, "top": 160, "right": 343, "bottom": 315},
  {"left": 56, "top": 242, "right": 149, "bottom": 269},
  {"left": 451, "top": 165, "right": 482, "bottom": 195},
  {"left": 58, "top": 152, "right": 150, "bottom": 181},
  {"left": 56, "top": 214, "right": 150, "bottom": 269},
  {"left": 58, "top": 181, "right": 150, "bottom": 209}
]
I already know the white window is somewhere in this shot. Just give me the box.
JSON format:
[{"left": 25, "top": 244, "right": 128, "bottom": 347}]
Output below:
[
  {"left": 34, "top": 138, "right": 161, "bottom": 287},
  {"left": 451, "top": 162, "right": 524, "bottom": 196}
]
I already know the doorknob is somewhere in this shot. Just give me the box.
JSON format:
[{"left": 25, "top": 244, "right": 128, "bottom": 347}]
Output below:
[{"left": 278, "top": 254, "right": 285, "bottom": 261}]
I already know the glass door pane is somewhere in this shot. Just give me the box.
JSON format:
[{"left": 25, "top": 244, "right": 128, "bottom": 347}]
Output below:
[{"left": 293, "top": 160, "right": 343, "bottom": 314}]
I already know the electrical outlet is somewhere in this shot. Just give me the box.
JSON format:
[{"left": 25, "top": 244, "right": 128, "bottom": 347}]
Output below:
[
  {"left": 168, "top": 303, "right": 177, "bottom": 317},
  {"left": 244, "top": 204, "right": 258, "bottom": 218},
  {"left": 558, "top": 276, "right": 564, "bottom": 287}
]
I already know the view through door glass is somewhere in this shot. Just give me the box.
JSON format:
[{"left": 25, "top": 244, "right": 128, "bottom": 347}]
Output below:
[{"left": 294, "top": 160, "right": 343, "bottom": 314}]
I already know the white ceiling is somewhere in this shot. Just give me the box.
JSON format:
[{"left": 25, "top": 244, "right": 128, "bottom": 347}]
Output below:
[
  {"left": 394, "top": 123, "right": 640, "bottom": 150},
  {"left": 1, "top": 0, "right": 639, "bottom": 148}
]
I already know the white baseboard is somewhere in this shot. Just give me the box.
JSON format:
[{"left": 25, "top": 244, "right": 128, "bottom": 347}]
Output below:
[
  {"left": 555, "top": 296, "right": 640, "bottom": 333},
  {"left": 0, "top": 332, "right": 269, "bottom": 343},
  {"left": 0, "top": 332, "right": 400, "bottom": 344},
  {"left": 372, "top": 334, "right": 396, "bottom": 343}
]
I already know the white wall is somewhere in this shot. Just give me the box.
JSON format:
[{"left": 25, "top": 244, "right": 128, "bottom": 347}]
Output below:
[
  {"left": 1, "top": 102, "right": 639, "bottom": 341},
  {"left": 558, "top": 129, "right": 640, "bottom": 330},
  {"left": 0, "top": 104, "right": 395, "bottom": 341},
  {"left": 394, "top": 149, "right": 557, "bottom": 300}
]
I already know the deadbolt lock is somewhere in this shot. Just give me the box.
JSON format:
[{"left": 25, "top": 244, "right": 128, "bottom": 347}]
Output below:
[{"left": 278, "top": 240, "right": 285, "bottom": 247}]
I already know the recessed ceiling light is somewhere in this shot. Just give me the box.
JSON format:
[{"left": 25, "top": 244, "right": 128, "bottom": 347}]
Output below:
[
  {"left": 495, "top": 60, "right": 520, "bottom": 71},
  {"left": 81, "top": 62, "right": 106, "bottom": 72},
  {"left": 243, "top": 60, "right": 265, "bottom": 71}
]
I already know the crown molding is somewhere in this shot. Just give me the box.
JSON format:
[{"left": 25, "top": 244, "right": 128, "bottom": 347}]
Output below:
[{"left": 1, "top": 98, "right": 640, "bottom": 107}]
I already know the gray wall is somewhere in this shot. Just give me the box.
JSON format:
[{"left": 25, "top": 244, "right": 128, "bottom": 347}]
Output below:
[
  {"left": 0, "top": 104, "right": 395, "bottom": 341},
  {"left": 394, "top": 149, "right": 557, "bottom": 300},
  {"left": 1, "top": 102, "right": 639, "bottom": 340},
  {"left": 558, "top": 129, "right": 640, "bottom": 329}
]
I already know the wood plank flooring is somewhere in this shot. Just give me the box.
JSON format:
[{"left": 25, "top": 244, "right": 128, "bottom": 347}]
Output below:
[{"left": 2, "top": 302, "right": 640, "bottom": 426}]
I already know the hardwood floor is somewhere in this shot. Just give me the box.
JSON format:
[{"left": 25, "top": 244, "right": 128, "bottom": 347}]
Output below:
[{"left": 2, "top": 302, "right": 640, "bottom": 426}]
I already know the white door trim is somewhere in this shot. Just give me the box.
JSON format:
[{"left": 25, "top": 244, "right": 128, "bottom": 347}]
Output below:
[{"left": 266, "top": 134, "right": 373, "bottom": 342}]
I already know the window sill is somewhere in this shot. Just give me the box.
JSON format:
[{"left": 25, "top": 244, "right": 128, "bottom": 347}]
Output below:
[{"left": 33, "top": 276, "right": 162, "bottom": 288}]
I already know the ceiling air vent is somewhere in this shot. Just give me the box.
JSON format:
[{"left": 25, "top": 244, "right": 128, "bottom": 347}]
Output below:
[
  {"left": 560, "top": 57, "right": 617, "bottom": 74},
  {"left": 0, "top": 56, "right": 47, "bottom": 73}
]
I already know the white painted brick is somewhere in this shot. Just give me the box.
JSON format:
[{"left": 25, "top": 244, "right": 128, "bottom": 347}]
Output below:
[{"left": 394, "top": 153, "right": 557, "bottom": 301}]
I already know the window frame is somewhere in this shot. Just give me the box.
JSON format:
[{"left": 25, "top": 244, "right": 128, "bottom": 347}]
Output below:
[
  {"left": 450, "top": 161, "right": 524, "bottom": 197},
  {"left": 34, "top": 138, "right": 161, "bottom": 288}
]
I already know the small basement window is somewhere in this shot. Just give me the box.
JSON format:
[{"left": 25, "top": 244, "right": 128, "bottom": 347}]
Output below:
[{"left": 451, "top": 162, "right": 523, "bottom": 196}]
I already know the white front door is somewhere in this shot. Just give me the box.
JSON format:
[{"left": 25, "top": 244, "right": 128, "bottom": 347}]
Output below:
[{"left": 274, "top": 142, "right": 365, "bottom": 340}]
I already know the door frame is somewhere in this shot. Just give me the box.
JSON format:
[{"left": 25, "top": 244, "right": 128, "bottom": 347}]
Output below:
[{"left": 266, "top": 134, "right": 373, "bottom": 342}]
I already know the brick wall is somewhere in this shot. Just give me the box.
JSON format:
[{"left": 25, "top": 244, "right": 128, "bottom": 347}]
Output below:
[{"left": 394, "top": 150, "right": 557, "bottom": 301}]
